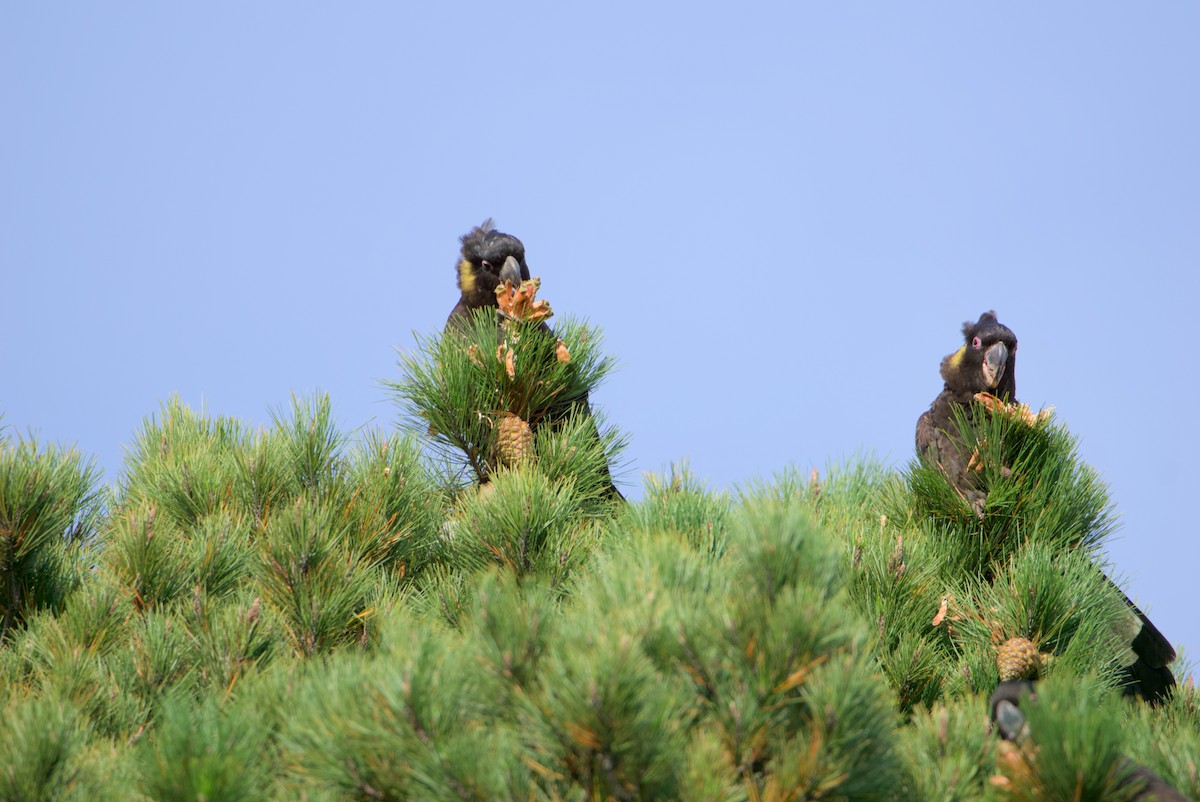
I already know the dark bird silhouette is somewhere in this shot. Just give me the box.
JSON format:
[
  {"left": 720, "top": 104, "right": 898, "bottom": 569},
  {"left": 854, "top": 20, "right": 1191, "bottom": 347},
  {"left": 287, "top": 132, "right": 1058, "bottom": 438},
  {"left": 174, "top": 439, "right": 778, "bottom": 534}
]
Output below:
[
  {"left": 915, "top": 311, "right": 1018, "bottom": 517},
  {"left": 989, "top": 679, "right": 1038, "bottom": 743},
  {"left": 918, "top": 311, "right": 1175, "bottom": 704},
  {"left": 446, "top": 220, "right": 623, "bottom": 500},
  {"left": 989, "top": 681, "right": 1193, "bottom": 801},
  {"left": 447, "top": 222, "right": 531, "bottom": 331}
]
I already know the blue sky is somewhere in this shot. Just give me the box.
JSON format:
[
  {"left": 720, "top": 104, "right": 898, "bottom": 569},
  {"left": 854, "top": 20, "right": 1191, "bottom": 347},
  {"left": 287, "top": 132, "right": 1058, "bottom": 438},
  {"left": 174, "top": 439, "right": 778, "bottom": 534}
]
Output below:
[{"left": 4, "top": 5, "right": 1197, "bottom": 672}]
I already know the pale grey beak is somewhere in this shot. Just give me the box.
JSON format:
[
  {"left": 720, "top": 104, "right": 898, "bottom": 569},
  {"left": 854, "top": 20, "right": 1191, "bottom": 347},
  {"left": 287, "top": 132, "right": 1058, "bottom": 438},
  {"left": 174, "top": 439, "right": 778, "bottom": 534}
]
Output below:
[
  {"left": 983, "top": 341, "right": 1009, "bottom": 389},
  {"left": 994, "top": 699, "right": 1027, "bottom": 742},
  {"left": 499, "top": 255, "right": 522, "bottom": 287}
]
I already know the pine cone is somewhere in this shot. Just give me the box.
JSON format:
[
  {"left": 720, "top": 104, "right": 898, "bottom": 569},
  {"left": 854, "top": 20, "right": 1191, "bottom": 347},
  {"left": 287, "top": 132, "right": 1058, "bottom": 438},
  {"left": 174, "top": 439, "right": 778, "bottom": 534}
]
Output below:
[
  {"left": 495, "top": 277, "right": 553, "bottom": 324},
  {"left": 496, "top": 413, "right": 534, "bottom": 467},
  {"left": 974, "top": 392, "right": 1054, "bottom": 426},
  {"left": 997, "top": 637, "right": 1041, "bottom": 682}
]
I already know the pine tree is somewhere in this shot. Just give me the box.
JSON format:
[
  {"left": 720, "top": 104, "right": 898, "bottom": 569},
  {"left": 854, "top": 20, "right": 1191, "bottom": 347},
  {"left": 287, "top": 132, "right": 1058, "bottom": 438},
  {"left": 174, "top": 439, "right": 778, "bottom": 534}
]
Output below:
[
  {"left": 876, "top": 399, "right": 1188, "bottom": 800},
  {"left": 387, "top": 281, "right": 624, "bottom": 500},
  {"left": 0, "top": 303, "right": 1192, "bottom": 800},
  {"left": 0, "top": 433, "right": 103, "bottom": 644}
]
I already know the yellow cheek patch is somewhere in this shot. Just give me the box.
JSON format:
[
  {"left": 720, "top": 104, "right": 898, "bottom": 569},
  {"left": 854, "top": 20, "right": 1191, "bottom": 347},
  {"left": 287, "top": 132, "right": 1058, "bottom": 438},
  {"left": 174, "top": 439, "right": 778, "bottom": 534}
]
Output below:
[
  {"left": 947, "top": 345, "right": 966, "bottom": 369},
  {"left": 457, "top": 259, "right": 475, "bottom": 293}
]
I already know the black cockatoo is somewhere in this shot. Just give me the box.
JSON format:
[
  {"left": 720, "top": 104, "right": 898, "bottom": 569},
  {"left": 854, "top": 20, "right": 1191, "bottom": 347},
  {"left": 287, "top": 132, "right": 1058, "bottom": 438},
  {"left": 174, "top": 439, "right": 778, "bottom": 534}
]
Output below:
[
  {"left": 917, "top": 311, "right": 1175, "bottom": 704},
  {"left": 446, "top": 220, "right": 623, "bottom": 500},
  {"left": 916, "top": 311, "right": 1019, "bottom": 515},
  {"left": 447, "top": 222, "right": 531, "bottom": 331}
]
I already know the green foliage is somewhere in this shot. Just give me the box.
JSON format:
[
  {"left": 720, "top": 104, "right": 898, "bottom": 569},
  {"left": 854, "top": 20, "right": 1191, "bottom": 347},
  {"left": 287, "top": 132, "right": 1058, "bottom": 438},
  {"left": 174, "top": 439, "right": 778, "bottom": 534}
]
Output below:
[
  {"left": 946, "top": 543, "right": 1128, "bottom": 696},
  {"left": 0, "top": 694, "right": 87, "bottom": 802},
  {"left": 105, "top": 506, "right": 193, "bottom": 613},
  {"left": 813, "top": 479, "right": 953, "bottom": 712},
  {"left": 138, "top": 694, "right": 272, "bottom": 802},
  {"left": 730, "top": 500, "right": 844, "bottom": 607},
  {"left": 793, "top": 654, "right": 904, "bottom": 800},
  {"left": 728, "top": 503, "right": 900, "bottom": 799},
  {"left": 676, "top": 726, "right": 744, "bottom": 802},
  {"left": 446, "top": 467, "right": 605, "bottom": 587},
  {"left": 127, "top": 609, "right": 197, "bottom": 704},
  {"left": 257, "top": 497, "right": 377, "bottom": 656},
  {"left": 906, "top": 405, "right": 1115, "bottom": 574},
  {"left": 389, "top": 308, "right": 619, "bottom": 483},
  {"left": 186, "top": 590, "right": 275, "bottom": 694},
  {"left": 472, "top": 570, "right": 560, "bottom": 692},
  {"left": 281, "top": 626, "right": 520, "bottom": 799},
  {"left": 1126, "top": 681, "right": 1200, "bottom": 800},
  {"left": 268, "top": 393, "right": 346, "bottom": 499},
  {"left": 575, "top": 499, "right": 903, "bottom": 800},
  {"left": 185, "top": 511, "right": 255, "bottom": 600},
  {"left": 343, "top": 429, "right": 445, "bottom": 577},
  {"left": 897, "top": 700, "right": 997, "bottom": 802},
  {"left": 519, "top": 623, "right": 693, "bottom": 800},
  {"left": 533, "top": 404, "right": 629, "bottom": 503},
  {"left": 0, "top": 315, "right": 1186, "bottom": 799},
  {"left": 118, "top": 398, "right": 248, "bottom": 529},
  {"left": 995, "top": 672, "right": 1141, "bottom": 802},
  {"left": 0, "top": 435, "right": 102, "bottom": 643},
  {"left": 749, "top": 459, "right": 953, "bottom": 716},
  {"left": 406, "top": 561, "right": 483, "bottom": 629},
  {"left": 742, "top": 457, "right": 895, "bottom": 537},
  {"left": 624, "top": 464, "right": 731, "bottom": 556},
  {"left": 833, "top": 400, "right": 1163, "bottom": 717},
  {"left": 14, "top": 584, "right": 145, "bottom": 739}
]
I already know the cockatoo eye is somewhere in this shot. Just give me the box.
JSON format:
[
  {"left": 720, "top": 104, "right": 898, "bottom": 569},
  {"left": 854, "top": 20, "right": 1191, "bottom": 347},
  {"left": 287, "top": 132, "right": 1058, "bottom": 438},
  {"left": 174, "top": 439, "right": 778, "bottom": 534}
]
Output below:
[{"left": 971, "top": 336, "right": 982, "bottom": 350}]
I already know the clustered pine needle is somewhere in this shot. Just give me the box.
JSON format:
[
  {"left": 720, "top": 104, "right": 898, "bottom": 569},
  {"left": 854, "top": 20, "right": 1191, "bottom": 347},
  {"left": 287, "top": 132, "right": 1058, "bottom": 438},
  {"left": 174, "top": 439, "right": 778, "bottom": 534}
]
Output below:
[{"left": 8, "top": 281, "right": 1187, "bottom": 801}]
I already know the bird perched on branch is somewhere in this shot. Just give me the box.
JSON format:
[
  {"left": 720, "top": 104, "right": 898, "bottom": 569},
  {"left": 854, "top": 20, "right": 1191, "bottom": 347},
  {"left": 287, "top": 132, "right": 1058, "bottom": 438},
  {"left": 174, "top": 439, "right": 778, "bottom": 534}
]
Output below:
[
  {"left": 916, "top": 311, "right": 1018, "bottom": 516},
  {"left": 917, "top": 311, "right": 1175, "bottom": 704},
  {"left": 446, "top": 220, "right": 624, "bottom": 500}
]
